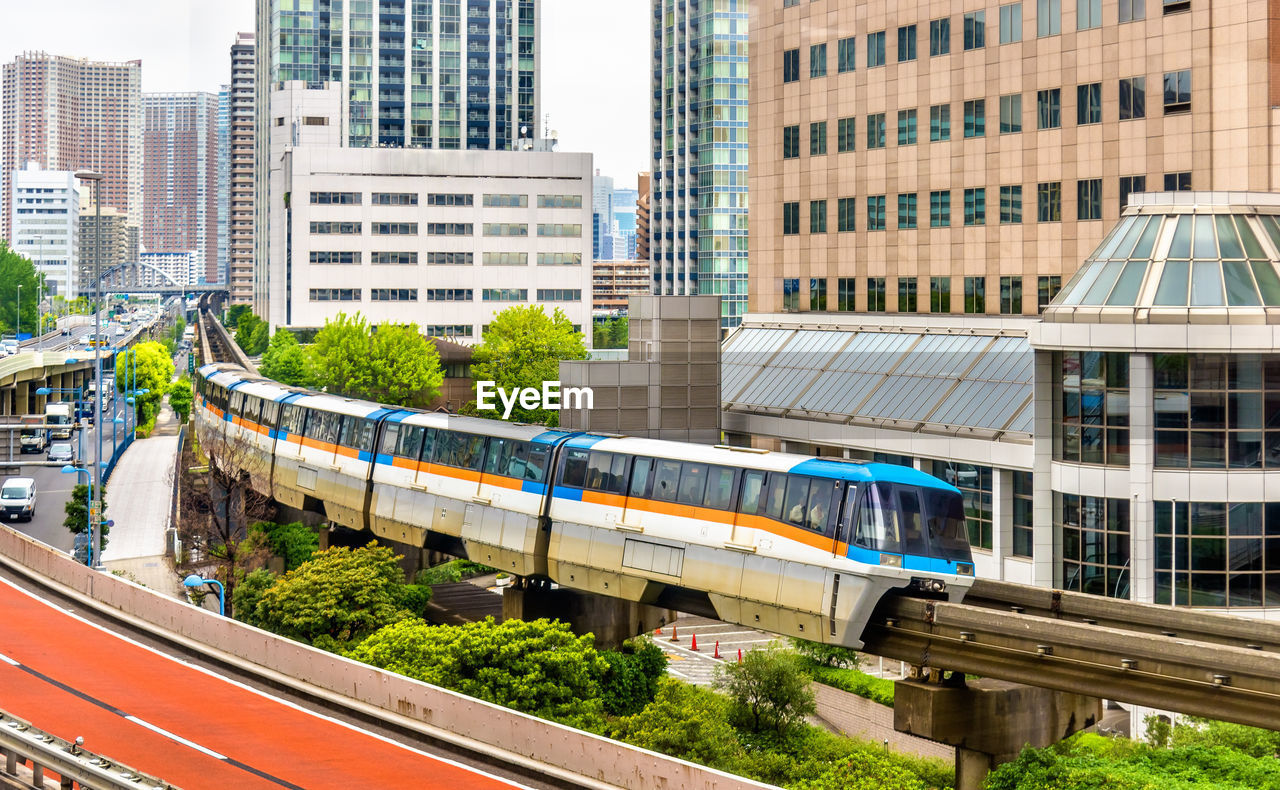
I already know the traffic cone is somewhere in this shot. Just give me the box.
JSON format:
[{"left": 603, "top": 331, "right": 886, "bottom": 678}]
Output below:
[
  {"left": 669, "top": 625, "right": 679, "bottom": 642},
  {"left": 714, "top": 641, "right": 721, "bottom": 659},
  {"left": 655, "top": 625, "right": 662, "bottom": 636},
  {"left": 691, "top": 633, "right": 699, "bottom": 651},
  {"left": 737, "top": 648, "right": 743, "bottom": 663}
]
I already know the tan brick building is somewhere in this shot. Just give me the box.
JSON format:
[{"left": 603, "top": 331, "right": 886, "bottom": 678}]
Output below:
[
  {"left": 229, "top": 33, "right": 256, "bottom": 305},
  {"left": 749, "top": 0, "right": 1277, "bottom": 316}
]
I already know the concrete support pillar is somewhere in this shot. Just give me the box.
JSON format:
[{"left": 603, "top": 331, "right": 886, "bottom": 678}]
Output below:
[
  {"left": 1031, "top": 350, "right": 1057, "bottom": 588},
  {"left": 991, "top": 467, "right": 1012, "bottom": 579},
  {"left": 895, "top": 676, "right": 1101, "bottom": 790},
  {"left": 502, "top": 582, "right": 674, "bottom": 649},
  {"left": 1128, "top": 353, "right": 1155, "bottom": 603},
  {"left": 15, "top": 381, "right": 31, "bottom": 417}
]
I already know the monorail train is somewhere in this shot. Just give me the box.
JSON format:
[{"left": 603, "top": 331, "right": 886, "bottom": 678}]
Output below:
[{"left": 195, "top": 362, "right": 975, "bottom": 648}]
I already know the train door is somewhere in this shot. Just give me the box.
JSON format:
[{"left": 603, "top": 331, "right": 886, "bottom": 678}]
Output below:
[
  {"left": 728, "top": 469, "right": 767, "bottom": 546},
  {"left": 832, "top": 482, "right": 859, "bottom": 557},
  {"left": 620, "top": 456, "right": 654, "bottom": 529}
]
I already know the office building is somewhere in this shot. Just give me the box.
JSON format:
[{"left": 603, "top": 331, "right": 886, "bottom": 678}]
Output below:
[
  {"left": 592, "top": 170, "right": 614, "bottom": 260},
  {"left": 748, "top": 0, "right": 1277, "bottom": 317},
  {"left": 143, "top": 92, "right": 220, "bottom": 283},
  {"left": 651, "top": 0, "right": 749, "bottom": 328},
  {"left": 79, "top": 206, "right": 139, "bottom": 290},
  {"left": 230, "top": 33, "right": 256, "bottom": 305},
  {"left": 140, "top": 250, "right": 197, "bottom": 287},
  {"left": 636, "top": 171, "right": 651, "bottom": 262},
  {"left": 10, "top": 163, "right": 79, "bottom": 298}
]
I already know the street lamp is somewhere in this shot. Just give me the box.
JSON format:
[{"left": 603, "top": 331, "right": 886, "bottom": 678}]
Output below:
[
  {"left": 75, "top": 170, "right": 104, "bottom": 566},
  {"left": 15, "top": 283, "right": 21, "bottom": 342},
  {"left": 182, "top": 574, "right": 225, "bottom": 617}
]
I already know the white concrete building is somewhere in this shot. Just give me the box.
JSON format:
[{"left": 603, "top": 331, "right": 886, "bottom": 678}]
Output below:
[
  {"left": 139, "top": 251, "right": 196, "bottom": 288},
  {"left": 268, "top": 82, "right": 593, "bottom": 341},
  {"left": 11, "top": 163, "right": 80, "bottom": 299}
]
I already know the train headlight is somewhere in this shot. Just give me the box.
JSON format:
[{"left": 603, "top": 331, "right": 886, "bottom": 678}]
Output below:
[
  {"left": 879, "top": 553, "right": 902, "bottom": 567},
  {"left": 956, "top": 563, "right": 974, "bottom": 576}
]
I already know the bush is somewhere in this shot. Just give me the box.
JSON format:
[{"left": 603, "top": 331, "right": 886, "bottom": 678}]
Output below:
[
  {"left": 802, "top": 660, "right": 896, "bottom": 707},
  {"left": 414, "top": 559, "right": 496, "bottom": 586},
  {"left": 250, "top": 521, "right": 319, "bottom": 572},
  {"left": 714, "top": 644, "right": 816, "bottom": 735},
  {"left": 600, "top": 637, "right": 667, "bottom": 716},
  {"left": 231, "top": 568, "right": 277, "bottom": 627},
  {"left": 790, "top": 637, "right": 862, "bottom": 669},
  {"left": 609, "top": 678, "right": 746, "bottom": 769}
]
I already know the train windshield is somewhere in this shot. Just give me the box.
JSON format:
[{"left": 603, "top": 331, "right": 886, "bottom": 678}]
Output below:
[{"left": 921, "top": 488, "right": 973, "bottom": 562}]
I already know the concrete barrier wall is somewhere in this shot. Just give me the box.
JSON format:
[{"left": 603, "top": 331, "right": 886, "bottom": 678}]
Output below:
[
  {"left": 0, "top": 527, "right": 773, "bottom": 790},
  {"left": 812, "top": 684, "right": 954, "bottom": 763}
]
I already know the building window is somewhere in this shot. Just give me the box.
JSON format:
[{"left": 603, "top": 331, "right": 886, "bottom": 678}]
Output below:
[
  {"left": 1119, "top": 77, "right": 1146, "bottom": 120},
  {"left": 833, "top": 197, "right": 857, "bottom": 232},
  {"left": 964, "top": 276, "right": 986, "bottom": 312},
  {"left": 537, "top": 253, "right": 582, "bottom": 266},
  {"left": 310, "top": 221, "right": 363, "bottom": 235},
  {"left": 1077, "top": 83, "right": 1102, "bottom": 125},
  {"left": 930, "top": 190, "right": 951, "bottom": 227},
  {"left": 782, "top": 278, "right": 800, "bottom": 311},
  {"left": 867, "top": 113, "right": 886, "bottom": 148},
  {"left": 537, "top": 194, "right": 582, "bottom": 208},
  {"left": 837, "top": 37, "right": 856, "bottom": 72},
  {"left": 483, "top": 223, "right": 529, "bottom": 237},
  {"left": 425, "top": 325, "right": 473, "bottom": 339},
  {"left": 537, "top": 224, "right": 582, "bottom": 237},
  {"left": 999, "top": 94, "right": 1022, "bottom": 133},
  {"left": 963, "top": 99, "right": 985, "bottom": 138},
  {"left": 372, "top": 222, "right": 418, "bottom": 236},
  {"left": 369, "top": 251, "right": 418, "bottom": 265},
  {"left": 426, "top": 222, "right": 474, "bottom": 236},
  {"left": 1164, "top": 172, "right": 1192, "bottom": 191},
  {"left": 810, "top": 121, "right": 827, "bottom": 155},
  {"left": 371, "top": 288, "right": 417, "bottom": 301},
  {"left": 783, "top": 201, "right": 800, "bottom": 235},
  {"left": 1152, "top": 354, "right": 1280, "bottom": 471},
  {"left": 1154, "top": 500, "right": 1279, "bottom": 607},
  {"left": 867, "top": 31, "right": 886, "bottom": 67},
  {"left": 1037, "top": 88, "right": 1061, "bottom": 129},
  {"left": 1037, "top": 182, "right": 1062, "bottom": 222},
  {"left": 309, "top": 288, "right": 361, "bottom": 301},
  {"left": 1077, "top": 178, "right": 1103, "bottom": 220},
  {"left": 897, "top": 109, "right": 918, "bottom": 145},
  {"left": 372, "top": 192, "right": 418, "bottom": 206},
  {"left": 309, "top": 251, "right": 362, "bottom": 264},
  {"left": 1120, "top": 0, "right": 1146, "bottom": 21},
  {"left": 810, "top": 199, "right": 827, "bottom": 233},
  {"left": 536, "top": 289, "right": 581, "bottom": 301},
  {"left": 931, "top": 277, "right": 952, "bottom": 312},
  {"left": 310, "top": 191, "right": 361, "bottom": 205},
  {"left": 1037, "top": 0, "right": 1061, "bottom": 35},
  {"left": 1164, "top": 0, "right": 1191, "bottom": 13},
  {"left": 1054, "top": 351, "right": 1131, "bottom": 465},
  {"left": 485, "top": 252, "right": 529, "bottom": 266},
  {"left": 897, "top": 24, "right": 917, "bottom": 62},
  {"left": 1012, "top": 472, "right": 1034, "bottom": 558},
  {"left": 898, "top": 277, "right": 918, "bottom": 312},
  {"left": 426, "top": 288, "right": 474, "bottom": 301},
  {"left": 930, "top": 104, "right": 951, "bottom": 141},
  {"left": 810, "top": 43, "right": 827, "bottom": 77},
  {"left": 783, "top": 124, "right": 800, "bottom": 159},
  {"left": 486, "top": 193, "right": 529, "bottom": 207},
  {"left": 963, "top": 187, "right": 986, "bottom": 226},
  {"left": 809, "top": 278, "right": 827, "bottom": 311},
  {"left": 867, "top": 196, "right": 886, "bottom": 231},
  {"left": 427, "top": 252, "right": 475, "bottom": 265},
  {"left": 1077, "top": 0, "right": 1102, "bottom": 28},
  {"left": 837, "top": 278, "right": 856, "bottom": 311},
  {"left": 783, "top": 48, "right": 800, "bottom": 83},
  {"left": 482, "top": 289, "right": 528, "bottom": 301},
  {"left": 999, "top": 3, "right": 1022, "bottom": 43},
  {"left": 931, "top": 461, "right": 993, "bottom": 550},
  {"left": 1035, "top": 276, "right": 1062, "bottom": 312},
  {"left": 1000, "top": 185, "right": 1023, "bottom": 224},
  {"left": 837, "top": 117, "right": 856, "bottom": 152},
  {"left": 963, "top": 11, "right": 985, "bottom": 49},
  {"left": 867, "top": 277, "right": 887, "bottom": 311},
  {"left": 1059, "top": 493, "right": 1130, "bottom": 599},
  {"left": 1164, "top": 69, "right": 1191, "bottom": 114},
  {"left": 1000, "top": 276, "right": 1023, "bottom": 314},
  {"left": 930, "top": 18, "right": 951, "bottom": 55},
  {"left": 897, "top": 193, "right": 918, "bottom": 229},
  {"left": 425, "top": 193, "right": 473, "bottom": 206}
]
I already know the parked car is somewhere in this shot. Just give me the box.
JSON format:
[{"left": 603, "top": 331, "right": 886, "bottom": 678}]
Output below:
[
  {"left": 0, "top": 477, "right": 36, "bottom": 522},
  {"left": 47, "top": 442, "right": 75, "bottom": 463}
]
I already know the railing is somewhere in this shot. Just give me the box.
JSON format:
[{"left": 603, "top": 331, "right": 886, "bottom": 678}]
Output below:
[{"left": 0, "top": 710, "right": 171, "bottom": 790}]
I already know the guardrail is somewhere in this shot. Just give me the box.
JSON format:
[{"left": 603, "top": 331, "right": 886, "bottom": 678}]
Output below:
[{"left": 0, "top": 710, "right": 172, "bottom": 790}]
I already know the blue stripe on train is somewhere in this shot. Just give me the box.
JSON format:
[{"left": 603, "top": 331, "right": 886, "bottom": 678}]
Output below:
[
  {"left": 522, "top": 481, "right": 548, "bottom": 495},
  {"left": 552, "top": 485, "right": 583, "bottom": 501},
  {"left": 847, "top": 544, "right": 959, "bottom": 576}
]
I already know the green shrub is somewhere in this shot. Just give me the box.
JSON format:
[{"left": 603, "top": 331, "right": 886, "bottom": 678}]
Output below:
[
  {"left": 609, "top": 678, "right": 746, "bottom": 769},
  {"left": 600, "top": 636, "right": 667, "bottom": 716},
  {"left": 790, "top": 637, "right": 862, "bottom": 669},
  {"left": 414, "top": 559, "right": 497, "bottom": 586},
  {"left": 714, "top": 644, "right": 816, "bottom": 736},
  {"left": 250, "top": 520, "right": 319, "bottom": 571},
  {"left": 231, "top": 568, "right": 277, "bottom": 626},
  {"left": 803, "top": 661, "right": 896, "bottom": 707}
]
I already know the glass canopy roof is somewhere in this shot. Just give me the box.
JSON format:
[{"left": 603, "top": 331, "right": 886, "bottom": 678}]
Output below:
[{"left": 1046, "top": 195, "right": 1280, "bottom": 322}]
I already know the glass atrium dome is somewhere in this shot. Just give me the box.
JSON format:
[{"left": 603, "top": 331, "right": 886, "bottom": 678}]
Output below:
[{"left": 1044, "top": 192, "right": 1280, "bottom": 324}]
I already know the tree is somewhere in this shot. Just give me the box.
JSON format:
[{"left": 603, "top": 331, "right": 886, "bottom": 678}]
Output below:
[
  {"left": 608, "top": 678, "right": 745, "bottom": 768},
  {"left": 253, "top": 542, "right": 429, "bottom": 650},
  {"left": 235, "top": 311, "right": 269, "bottom": 355},
  {"left": 593, "top": 316, "right": 628, "bottom": 350},
  {"left": 259, "top": 328, "right": 314, "bottom": 387},
  {"left": 349, "top": 616, "right": 606, "bottom": 727},
  {"left": 230, "top": 568, "right": 277, "bottom": 628},
  {"left": 115, "top": 341, "right": 174, "bottom": 427},
  {"left": 469, "top": 305, "right": 588, "bottom": 425},
  {"left": 600, "top": 637, "right": 667, "bottom": 716},
  {"left": 249, "top": 520, "right": 318, "bottom": 572},
  {"left": 168, "top": 377, "right": 193, "bottom": 423},
  {"left": 224, "top": 304, "right": 251, "bottom": 329},
  {"left": 0, "top": 240, "right": 41, "bottom": 337},
  {"left": 310, "top": 312, "right": 443, "bottom": 407},
  {"left": 63, "top": 482, "right": 110, "bottom": 558},
  {"left": 714, "top": 645, "right": 816, "bottom": 736}
]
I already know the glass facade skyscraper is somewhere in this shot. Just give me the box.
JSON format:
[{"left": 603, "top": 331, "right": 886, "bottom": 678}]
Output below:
[
  {"left": 269, "top": 0, "right": 537, "bottom": 151},
  {"left": 651, "top": 0, "right": 748, "bottom": 328}
]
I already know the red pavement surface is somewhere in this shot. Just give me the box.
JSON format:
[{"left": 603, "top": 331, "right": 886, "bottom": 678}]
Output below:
[{"left": 0, "top": 579, "right": 523, "bottom": 789}]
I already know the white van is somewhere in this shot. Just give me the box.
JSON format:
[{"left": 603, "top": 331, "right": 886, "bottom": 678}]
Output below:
[{"left": 0, "top": 477, "right": 36, "bottom": 522}]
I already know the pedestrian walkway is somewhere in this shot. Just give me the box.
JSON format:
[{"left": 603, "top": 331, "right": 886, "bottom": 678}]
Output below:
[{"left": 100, "top": 401, "right": 186, "bottom": 599}]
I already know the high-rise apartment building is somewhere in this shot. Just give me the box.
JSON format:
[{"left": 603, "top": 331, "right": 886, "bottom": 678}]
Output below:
[
  {"left": 217, "top": 86, "right": 231, "bottom": 286},
  {"left": 636, "top": 171, "right": 651, "bottom": 262},
  {"left": 10, "top": 163, "right": 79, "bottom": 299},
  {"left": 230, "top": 33, "right": 256, "bottom": 305},
  {"left": 748, "top": 0, "right": 1278, "bottom": 317},
  {"left": 79, "top": 206, "right": 139, "bottom": 290},
  {"left": 253, "top": 1, "right": 271, "bottom": 317},
  {"left": 651, "top": 0, "right": 749, "bottom": 328},
  {"left": 1, "top": 53, "right": 143, "bottom": 242},
  {"left": 143, "top": 92, "right": 220, "bottom": 283}
]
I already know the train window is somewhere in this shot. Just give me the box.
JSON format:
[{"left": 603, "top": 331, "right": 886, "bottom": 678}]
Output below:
[
  {"left": 280, "top": 405, "right": 303, "bottom": 435},
  {"left": 446, "top": 433, "right": 484, "bottom": 470},
  {"left": 243, "top": 396, "right": 262, "bottom": 424},
  {"left": 230, "top": 391, "right": 244, "bottom": 415},
  {"left": 484, "top": 438, "right": 512, "bottom": 475},
  {"left": 420, "top": 428, "right": 436, "bottom": 461},
  {"left": 585, "top": 451, "right": 612, "bottom": 490},
  {"left": 704, "top": 467, "right": 736, "bottom": 510},
  {"left": 630, "top": 457, "right": 653, "bottom": 497},
  {"left": 561, "top": 448, "right": 589, "bottom": 487},
  {"left": 379, "top": 423, "right": 401, "bottom": 455},
  {"left": 898, "top": 488, "right": 928, "bottom": 555},
  {"left": 262, "top": 401, "right": 280, "bottom": 427},
  {"left": 921, "top": 488, "right": 973, "bottom": 561},
  {"left": 312, "top": 412, "right": 340, "bottom": 445},
  {"left": 504, "top": 442, "right": 530, "bottom": 478},
  {"left": 609, "top": 454, "right": 629, "bottom": 493},
  {"left": 807, "top": 480, "right": 839, "bottom": 534},
  {"left": 354, "top": 419, "right": 375, "bottom": 451},
  {"left": 677, "top": 463, "right": 708, "bottom": 505},
  {"left": 783, "top": 476, "right": 812, "bottom": 527},
  {"left": 764, "top": 474, "right": 787, "bottom": 520},
  {"left": 738, "top": 471, "right": 765, "bottom": 515},
  {"left": 398, "top": 425, "right": 424, "bottom": 459},
  {"left": 855, "top": 483, "right": 902, "bottom": 554},
  {"left": 652, "top": 460, "right": 682, "bottom": 502},
  {"left": 525, "top": 446, "right": 548, "bottom": 482},
  {"left": 431, "top": 431, "right": 459, "bottom": 466}
]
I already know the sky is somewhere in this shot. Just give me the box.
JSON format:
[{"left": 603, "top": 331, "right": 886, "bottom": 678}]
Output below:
[{"left": 0, "top": 0, "right": 649, "bottom": 189}]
